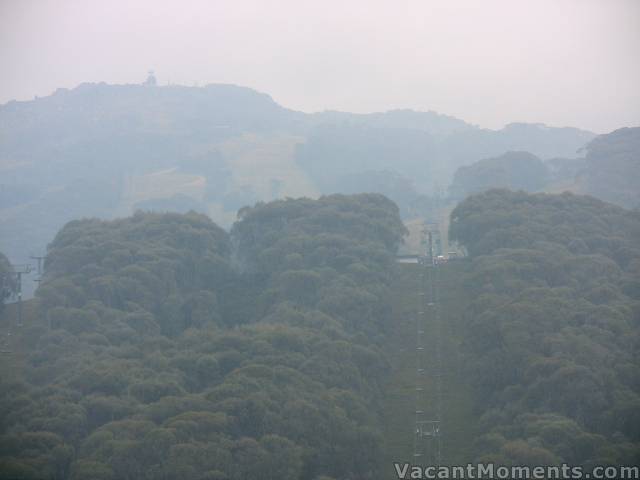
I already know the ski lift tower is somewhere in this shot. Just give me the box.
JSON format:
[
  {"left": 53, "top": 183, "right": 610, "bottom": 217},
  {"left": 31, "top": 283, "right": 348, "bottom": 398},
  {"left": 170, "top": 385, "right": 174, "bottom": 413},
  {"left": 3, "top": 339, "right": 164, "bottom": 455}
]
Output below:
[
  {"left": 30, "top": 255, "right": 46, "bottom": 286},
  {"left": 11, "top": 264, "right": 32, "bottom": 327},
  {"left": 144, "top": 70, "right": 157, "bottom": 86}
]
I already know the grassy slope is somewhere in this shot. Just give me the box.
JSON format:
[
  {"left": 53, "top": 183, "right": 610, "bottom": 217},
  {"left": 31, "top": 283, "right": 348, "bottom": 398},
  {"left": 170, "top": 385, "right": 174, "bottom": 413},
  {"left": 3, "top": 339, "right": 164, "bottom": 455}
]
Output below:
[
  {"left": 381, "top": 261, "right": 477, "bottom": 477},
  {"left": 220, "top": 133, "right": 318, "bottom": 199}
]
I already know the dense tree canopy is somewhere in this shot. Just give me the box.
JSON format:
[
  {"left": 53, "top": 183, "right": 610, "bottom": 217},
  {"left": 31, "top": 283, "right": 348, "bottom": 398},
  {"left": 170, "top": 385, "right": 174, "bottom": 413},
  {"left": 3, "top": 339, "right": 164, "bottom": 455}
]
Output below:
[
  {"left": 0, "top": 195, "right": 407, "bottom": 480},
  {"left": 450, "top": 190, "right": 640, "bottom": 466},
  {"left": 3, "top": 188, "right": 638, "bottom": 477}
]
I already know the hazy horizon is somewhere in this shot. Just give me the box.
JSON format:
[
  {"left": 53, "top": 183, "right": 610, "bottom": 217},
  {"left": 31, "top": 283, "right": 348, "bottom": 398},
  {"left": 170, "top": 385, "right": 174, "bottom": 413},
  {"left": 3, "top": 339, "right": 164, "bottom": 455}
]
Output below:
[{"left": 1, "top": 0, "right": 639, "bottom": 133}]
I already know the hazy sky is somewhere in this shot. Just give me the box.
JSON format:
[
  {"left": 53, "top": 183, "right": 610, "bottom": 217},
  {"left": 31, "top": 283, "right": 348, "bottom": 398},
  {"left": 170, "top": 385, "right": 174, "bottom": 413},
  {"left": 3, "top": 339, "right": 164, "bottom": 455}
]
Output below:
[{"left": 1, "top": 0, "right": 638, "bottom": 133}]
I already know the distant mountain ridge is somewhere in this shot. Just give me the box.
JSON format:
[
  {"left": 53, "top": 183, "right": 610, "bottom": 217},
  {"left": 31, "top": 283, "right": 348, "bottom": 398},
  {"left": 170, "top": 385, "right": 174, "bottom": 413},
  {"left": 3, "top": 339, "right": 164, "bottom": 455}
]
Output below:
[
  {"left": 308, "top": 108, "right": 475, "bottom": 138},
  {"left": 0, "top": 81, "right": 594, "bottom": 155}
]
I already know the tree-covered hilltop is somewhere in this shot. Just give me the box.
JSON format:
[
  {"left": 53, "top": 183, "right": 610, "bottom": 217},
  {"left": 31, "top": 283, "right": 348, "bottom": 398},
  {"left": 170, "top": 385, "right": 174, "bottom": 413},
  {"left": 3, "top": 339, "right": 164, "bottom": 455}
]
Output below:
[
  {"left": 231, "top": 194, "right": 407, "bottom": 341},
  {"left": 448, "top": 151, "right": 550, "bottom": 200},
  {"left": 0, "top": 194, "right": 406, "bottom": 480},
  {"left": 582, "top": 127, "right": 640, "bottom": 209},
  {"left": 37, "top": 211, "right": 232, "bottom": 337},
  {"left": 450, "top": 190, "right": 640, "bottom": 466},
  {"left": 447, "top": 127, "right": 640, "bottom": 210},
  {"left": 232, "top": 193, "right": 406, "bottom": 274}
]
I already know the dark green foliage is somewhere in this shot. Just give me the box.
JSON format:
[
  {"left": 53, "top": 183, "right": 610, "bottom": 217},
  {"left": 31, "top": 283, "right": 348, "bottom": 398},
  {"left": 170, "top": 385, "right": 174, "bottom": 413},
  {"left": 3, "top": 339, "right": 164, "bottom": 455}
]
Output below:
[
  {"left": 450, "top": 190, "right": 640, "bottom": 465},
  {"left": 39, "top": 211, "right": 231, "bottom": 334},
  {"left": 450, "top": 190, "right": 640, "bottom": 261},
  {"left": 0, "top": 196, "right": 406, "bottom": 479},
  {"left": 232, "top": 193, "right": 406, "bottom": 338},
  {"left": 233, "top": 193, "right": 406, "bottom": 267}
]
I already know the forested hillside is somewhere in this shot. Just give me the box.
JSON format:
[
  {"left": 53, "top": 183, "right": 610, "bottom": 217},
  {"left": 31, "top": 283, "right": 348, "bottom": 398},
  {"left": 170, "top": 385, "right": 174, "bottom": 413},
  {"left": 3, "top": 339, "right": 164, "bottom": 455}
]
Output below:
[
  {"left": 0, "top": 81, "right": 595, "bottom": 293},
  {"left": 2, "top": 2, "right": 637, "bottom": 478},
  {"left": 582, "top": 127, "right": 640, "bottom": 209},
  {"left": 450, "top": 190, "right": 640, "bottom": 465},
  {"left": 2, "top": 187, "right": 639, "bottom": 478},
  {"left": 0, "top": 194, "right": 407, "bottom": 480},
  {"left": 448, "top": 151, "right": 549, "bottom": 199}
]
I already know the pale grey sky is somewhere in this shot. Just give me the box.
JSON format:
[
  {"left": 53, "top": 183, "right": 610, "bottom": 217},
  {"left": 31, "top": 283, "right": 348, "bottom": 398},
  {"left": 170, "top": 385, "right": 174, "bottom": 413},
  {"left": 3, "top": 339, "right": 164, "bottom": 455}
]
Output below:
[{"left": 0, "top": 0, "right": 638, "bottom": 133}]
